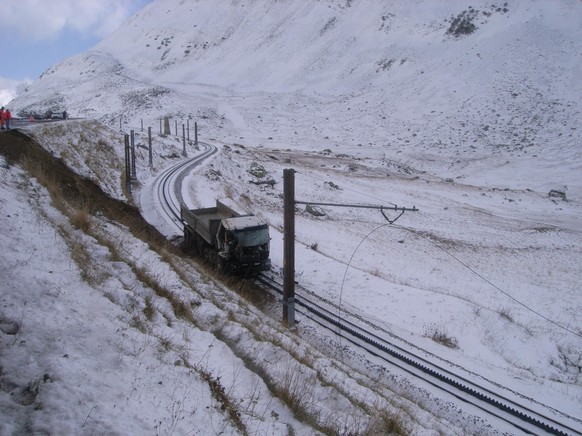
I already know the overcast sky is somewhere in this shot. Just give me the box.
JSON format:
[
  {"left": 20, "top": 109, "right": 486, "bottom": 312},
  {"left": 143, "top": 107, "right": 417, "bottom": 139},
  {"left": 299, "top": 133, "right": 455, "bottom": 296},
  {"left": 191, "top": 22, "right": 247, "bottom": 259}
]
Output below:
[{"left": 0, "top": 0, "right": 153, "bottom": 107}]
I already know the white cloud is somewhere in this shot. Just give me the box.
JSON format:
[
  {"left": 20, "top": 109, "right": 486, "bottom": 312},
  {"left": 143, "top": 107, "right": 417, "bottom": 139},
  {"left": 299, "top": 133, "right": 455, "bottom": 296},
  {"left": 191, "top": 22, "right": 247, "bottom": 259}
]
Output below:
[
  {"left": 0, "top": 77, "right": 32, "bottom": 107},
  {"left": 0, "top": 0, "right": 146, "bottom": 42}
]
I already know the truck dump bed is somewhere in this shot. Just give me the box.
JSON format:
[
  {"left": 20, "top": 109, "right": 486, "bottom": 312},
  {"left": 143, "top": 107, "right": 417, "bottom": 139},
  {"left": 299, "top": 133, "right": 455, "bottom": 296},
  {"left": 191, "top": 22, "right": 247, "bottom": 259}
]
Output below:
[{"left": 180, "top": 200, "right": 239, "bottom": 247}]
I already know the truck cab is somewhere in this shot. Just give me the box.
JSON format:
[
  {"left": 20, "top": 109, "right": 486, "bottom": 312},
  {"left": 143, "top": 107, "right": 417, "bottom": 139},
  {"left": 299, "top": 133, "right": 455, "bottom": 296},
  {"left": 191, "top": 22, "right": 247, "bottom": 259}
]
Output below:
[{"left": 216, "top": 215, "right": 271, "bottom": 274}]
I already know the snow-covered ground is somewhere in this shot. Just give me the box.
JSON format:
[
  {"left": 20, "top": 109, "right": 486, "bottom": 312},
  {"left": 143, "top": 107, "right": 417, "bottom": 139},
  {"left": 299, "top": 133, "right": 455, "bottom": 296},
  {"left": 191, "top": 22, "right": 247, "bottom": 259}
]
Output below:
[
  {"left": 0, "top": 137, "right": 311, "bottom": 435},
  {"left": 3, "top": 0, "right": 582, "bottom": 433}
]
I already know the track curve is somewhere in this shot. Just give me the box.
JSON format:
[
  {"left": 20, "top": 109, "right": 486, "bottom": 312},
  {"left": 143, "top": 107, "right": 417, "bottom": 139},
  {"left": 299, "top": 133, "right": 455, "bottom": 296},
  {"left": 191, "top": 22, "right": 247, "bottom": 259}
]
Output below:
[{"left": 142, "top": 141, "right": 216, "bottom": 235}]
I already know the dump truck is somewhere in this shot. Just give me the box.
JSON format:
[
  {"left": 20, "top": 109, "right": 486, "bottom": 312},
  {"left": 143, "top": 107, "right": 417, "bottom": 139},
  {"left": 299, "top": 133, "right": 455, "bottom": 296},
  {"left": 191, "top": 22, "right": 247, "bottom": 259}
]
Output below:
[{"left": 181, "top": 200, "right": 271, "bottom": 274}]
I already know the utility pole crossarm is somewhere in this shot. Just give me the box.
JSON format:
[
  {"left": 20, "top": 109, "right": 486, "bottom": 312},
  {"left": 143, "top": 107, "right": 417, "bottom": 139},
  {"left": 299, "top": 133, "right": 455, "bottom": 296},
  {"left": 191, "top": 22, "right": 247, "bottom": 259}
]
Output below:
[
  {"left": 295, "top": 200, "right": 418, "bottom": 225},
  {"left": 295, "top": 200, "right": 418, "bottom": 212}
]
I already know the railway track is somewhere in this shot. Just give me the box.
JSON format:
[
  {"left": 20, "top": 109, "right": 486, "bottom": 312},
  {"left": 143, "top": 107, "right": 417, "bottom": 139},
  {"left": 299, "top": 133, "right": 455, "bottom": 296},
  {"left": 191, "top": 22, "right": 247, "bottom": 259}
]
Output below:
[
  {"left": 149, "top": 141, "right": 216, "bottom": 232},
  {"left": 256, "top": 272, "right": 582, "bottom": 436},
  {"left": 151, "top": 143, "right": 581, "bottom": 435}
]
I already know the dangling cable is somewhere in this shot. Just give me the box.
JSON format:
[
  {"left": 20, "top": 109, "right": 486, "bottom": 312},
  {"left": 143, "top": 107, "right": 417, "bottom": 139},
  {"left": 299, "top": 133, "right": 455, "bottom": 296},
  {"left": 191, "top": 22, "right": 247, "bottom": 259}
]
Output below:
[{"left": 338, "top": 223, "right": 389, "bottom": 355}]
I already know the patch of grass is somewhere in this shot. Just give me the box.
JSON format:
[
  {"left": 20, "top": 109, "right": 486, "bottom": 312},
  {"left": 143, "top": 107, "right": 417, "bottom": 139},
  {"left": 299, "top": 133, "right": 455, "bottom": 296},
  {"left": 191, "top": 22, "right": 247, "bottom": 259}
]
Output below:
[
  {"left": 56, "top": 223, "right": 108, "bottom": 286},
  {"left": 143, "top": 294, "right": 155, "bottom": 321},
  {"left": 130, "top": 314, "right": 148, "bottom": 334},
  {"left": 276, "top": 361, "right": 318, "bottom": 423},
  {"left": 159, "top": 335, "right": 173, "bottom": 352},
  {"left": 424, "top": 323, "right": 459, "bottom": 349},
  {"left": 499, "top": 307, "right": 514, "bottom": 322},
  {"left": 363, "top": 410, "right": 409, "bottom": 435},
  {"left": 70, "top": 204, "right": 92, "bottom": 233},
  {"left": 134, "top": 266, "right": 194, "bottom": 322},
  {"left": 181, "top": 360, "right": 247, "bottom": 433},
  {"left": 431, "top": 330, "right": 459, "bottom": 348}
]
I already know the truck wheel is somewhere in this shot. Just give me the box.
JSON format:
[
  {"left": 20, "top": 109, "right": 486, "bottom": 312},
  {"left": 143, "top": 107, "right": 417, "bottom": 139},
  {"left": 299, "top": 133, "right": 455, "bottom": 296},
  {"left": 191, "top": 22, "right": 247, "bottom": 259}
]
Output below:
[
  {"left": 216, "top": 256, "right": 227, "bottom": 275},
  {"left": 183, "top": 229, "right": 192, "bottom": 251}
]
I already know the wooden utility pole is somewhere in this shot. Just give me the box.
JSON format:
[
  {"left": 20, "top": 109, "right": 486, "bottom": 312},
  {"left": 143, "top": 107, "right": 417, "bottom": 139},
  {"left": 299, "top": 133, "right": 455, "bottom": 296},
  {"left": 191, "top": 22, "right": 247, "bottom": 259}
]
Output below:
[
  {"left": 282, "top": 171, "right": 418, "bottom": 329},
  {"left": 194, "top": 122, "right": 198, "bottom": 145},
  {"left": 283, "top": 168, "right": 296, "bottom": 326}
]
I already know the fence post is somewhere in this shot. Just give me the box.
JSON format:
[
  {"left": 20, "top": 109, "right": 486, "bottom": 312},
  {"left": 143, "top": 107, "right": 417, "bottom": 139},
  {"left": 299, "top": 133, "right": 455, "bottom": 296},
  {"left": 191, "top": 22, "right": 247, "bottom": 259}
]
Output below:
[
  {"left": 130, "top": 129, "right": 137, "bottom": 181},
  {"left": 148, "top": 127, "right": 153, "bottom": 167},
  {"left": 194, "top": 121, "right": 198, "bottom": 145},
  {"left": 182, "top": 124, "right": 187, "bottom": 157},
  {"left": 124, "top": 134, "right": 131, "bottom": 195}
]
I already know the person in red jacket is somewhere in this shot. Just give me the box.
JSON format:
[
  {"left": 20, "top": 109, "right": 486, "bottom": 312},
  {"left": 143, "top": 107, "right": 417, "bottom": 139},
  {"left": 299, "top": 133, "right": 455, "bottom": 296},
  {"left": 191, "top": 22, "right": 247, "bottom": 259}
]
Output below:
[
  {"left": 0, "top": 107, "right": 5, "bottom": 130},
  {"left": 4, "top": 109, "right": 12, "bottom": 129}
]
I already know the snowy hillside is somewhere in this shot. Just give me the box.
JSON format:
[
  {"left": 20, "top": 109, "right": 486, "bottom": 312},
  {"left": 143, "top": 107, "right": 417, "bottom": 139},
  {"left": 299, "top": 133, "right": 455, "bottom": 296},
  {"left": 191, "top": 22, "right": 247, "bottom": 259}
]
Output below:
[
  {"left": 12, "top": 0, "right": 582, "bottom": 193},
  {"left": 4, "top": 0, "right": 582, "bottom": 433}
]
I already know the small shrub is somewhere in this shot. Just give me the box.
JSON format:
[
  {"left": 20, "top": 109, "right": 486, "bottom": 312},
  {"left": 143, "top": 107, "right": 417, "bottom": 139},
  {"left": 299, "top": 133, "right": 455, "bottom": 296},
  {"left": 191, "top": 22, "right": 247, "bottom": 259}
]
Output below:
[{"left": 446, "top": 10, "right": 478, "bottom": 36}]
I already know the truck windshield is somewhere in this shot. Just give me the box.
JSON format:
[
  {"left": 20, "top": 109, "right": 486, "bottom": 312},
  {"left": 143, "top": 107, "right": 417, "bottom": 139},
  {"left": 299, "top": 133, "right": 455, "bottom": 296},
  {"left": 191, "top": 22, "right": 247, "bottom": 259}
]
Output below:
[{"left": 232, "top": 227, "right": 269, "bottom": 247}]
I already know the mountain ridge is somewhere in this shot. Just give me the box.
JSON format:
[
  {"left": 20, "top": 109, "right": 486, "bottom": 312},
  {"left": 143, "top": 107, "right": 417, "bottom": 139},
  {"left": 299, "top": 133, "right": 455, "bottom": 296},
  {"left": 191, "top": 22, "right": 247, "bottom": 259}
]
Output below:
[{"left": 10, "top": 0, "right": 582, "bottom": 190}]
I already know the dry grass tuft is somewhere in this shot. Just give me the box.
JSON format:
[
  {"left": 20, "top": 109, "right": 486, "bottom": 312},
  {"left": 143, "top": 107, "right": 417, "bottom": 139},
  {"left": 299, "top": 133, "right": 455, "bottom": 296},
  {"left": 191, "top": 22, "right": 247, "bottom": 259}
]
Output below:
[
  {"left": 424, "top": 323, "right": 459, "bottom": 349},
  {"left": 499, "top": 307, "right": 514, "bottom": 322},
  {"left": 70, "top": 205, "right": 92, "bottom": 233},
  {"left": 143, "top": 294, "right": 156, "bottom": 321}
]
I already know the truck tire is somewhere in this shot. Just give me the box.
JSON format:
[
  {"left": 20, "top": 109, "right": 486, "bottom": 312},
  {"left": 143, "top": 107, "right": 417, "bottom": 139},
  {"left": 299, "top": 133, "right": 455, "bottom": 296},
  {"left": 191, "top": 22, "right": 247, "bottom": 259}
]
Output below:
[
  {"left": 216, "top": 256, "right": 228, "bottom": 275},
  {"left": 183, "top": 228, "right": 192, "bottom": 250}
]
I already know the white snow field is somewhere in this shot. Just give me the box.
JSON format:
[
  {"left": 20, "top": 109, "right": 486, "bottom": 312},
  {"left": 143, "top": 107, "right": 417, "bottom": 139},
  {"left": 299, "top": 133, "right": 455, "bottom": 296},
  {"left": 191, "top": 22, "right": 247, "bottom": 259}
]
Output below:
[{"left": 2, "top": 0, "right": 581, "bottom": 434}]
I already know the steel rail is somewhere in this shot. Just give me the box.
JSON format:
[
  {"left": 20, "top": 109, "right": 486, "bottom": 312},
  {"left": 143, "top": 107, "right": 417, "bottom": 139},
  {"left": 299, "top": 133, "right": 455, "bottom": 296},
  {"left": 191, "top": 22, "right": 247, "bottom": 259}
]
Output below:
[
  {"left": 154, "top": 141, "right": 216, "bottom": 231},
  {"left": 256, "top": 273, "right": 581, "bottom": 436}
]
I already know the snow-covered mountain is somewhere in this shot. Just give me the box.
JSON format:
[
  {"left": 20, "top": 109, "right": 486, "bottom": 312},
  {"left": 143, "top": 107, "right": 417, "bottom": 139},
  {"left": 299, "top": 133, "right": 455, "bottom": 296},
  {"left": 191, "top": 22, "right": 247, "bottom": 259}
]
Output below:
[{"left": 12, "top": 0, "right": 581, "bottom": 182}]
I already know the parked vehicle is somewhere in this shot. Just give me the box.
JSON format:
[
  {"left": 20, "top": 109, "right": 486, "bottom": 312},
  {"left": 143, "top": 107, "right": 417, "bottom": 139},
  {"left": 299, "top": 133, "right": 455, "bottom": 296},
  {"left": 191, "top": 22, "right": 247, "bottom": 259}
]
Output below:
[{"left": 181, "top": 200, "right": 271, "bottom": 274}]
